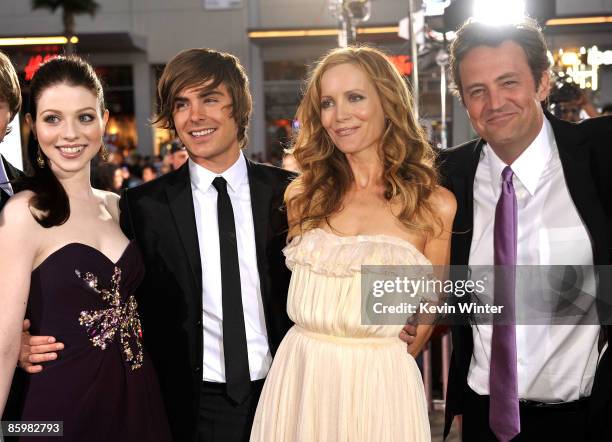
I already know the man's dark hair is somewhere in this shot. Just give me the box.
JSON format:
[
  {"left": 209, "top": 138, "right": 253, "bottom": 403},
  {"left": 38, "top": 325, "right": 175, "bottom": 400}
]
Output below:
[
  {"left": 449, "top": 18, "right": 550, "bottom": 101},
  {"left": 153, "top": 48, "right": 252, "bottom": 148}
]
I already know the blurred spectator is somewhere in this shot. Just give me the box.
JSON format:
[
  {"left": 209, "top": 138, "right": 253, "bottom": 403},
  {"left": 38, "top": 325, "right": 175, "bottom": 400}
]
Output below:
[
  {"left": 601, "top": 103, "right": 612, "bottom": 116},
  {"left": 142, "top": 164, "right": 158, "bottom": 182},
  {"left": 548, "top": 81, "right": 599, "bottom": 122},
  {"left": 160, "top": 152, "right": 173, "bottom": 175},
  {"left": 92, "top": 162, "right": 123, "bottom": 194},
  {"left": 169, "top": 143, "right": 189, "bottom": 170},
  {"left": 121, "top": 163, "right": 144, "bottom": 189},
  {"left": 281, "top": 153, "right": 300, "bottom": 173}
]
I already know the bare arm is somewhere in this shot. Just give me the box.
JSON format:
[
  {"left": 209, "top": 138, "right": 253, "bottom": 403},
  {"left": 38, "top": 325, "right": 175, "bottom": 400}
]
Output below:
[
  {"left": 407, "top": 187, "right": 456, "bottom": 357},
  {"left": 0, "top": 194, "right": 39, "bottom": 415}
]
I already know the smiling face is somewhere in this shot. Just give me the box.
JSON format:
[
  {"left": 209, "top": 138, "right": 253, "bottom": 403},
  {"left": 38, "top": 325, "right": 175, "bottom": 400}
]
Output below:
[
  {"left": 29, "top": 83, "right": 108, "bottom": 176},
  {"left": 172, "top": 81, "right": 240, "bottom": 172},
  {"left": 459, "top": 40, "right": 549, "bottom": 160},
  {"left": 319, "top": 63, "right": 386, "bottom": 158}
]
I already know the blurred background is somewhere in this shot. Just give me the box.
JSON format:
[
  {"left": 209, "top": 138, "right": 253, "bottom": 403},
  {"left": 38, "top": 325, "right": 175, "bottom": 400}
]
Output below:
[{"left": 0, "top": 0, "right": 611, "bottom": 170}]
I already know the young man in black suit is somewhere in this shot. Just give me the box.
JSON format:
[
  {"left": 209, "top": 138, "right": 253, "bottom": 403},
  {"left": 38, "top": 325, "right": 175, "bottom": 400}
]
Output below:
[
  {"left": 440, "top": 19, "right": 612, "bottom": 441},
  {"left": 21, "top": 48, "right": 294, "bottom": 442}
]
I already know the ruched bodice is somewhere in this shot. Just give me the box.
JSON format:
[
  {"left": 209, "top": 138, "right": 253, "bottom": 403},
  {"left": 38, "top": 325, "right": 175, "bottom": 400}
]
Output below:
[
  {"left": 20, "top": 241, "right": 171, "bottom": 442},
  {"left": 285, "top": 228, "right": 432, "bottom": 339},
  {"left": 251, "top": 229, "right": 431, "bottom": 442}
]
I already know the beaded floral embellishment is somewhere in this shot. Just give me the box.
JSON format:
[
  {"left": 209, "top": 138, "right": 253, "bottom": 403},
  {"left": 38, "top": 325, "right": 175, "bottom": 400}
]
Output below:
[{"left": 75, "top": 266, "right": 144, "bottom": 370}]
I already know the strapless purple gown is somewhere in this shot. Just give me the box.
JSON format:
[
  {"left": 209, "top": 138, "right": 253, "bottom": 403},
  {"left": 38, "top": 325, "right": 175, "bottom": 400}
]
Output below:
[{"left": 19, "top": 241, "right": 171, "bottom": 442}]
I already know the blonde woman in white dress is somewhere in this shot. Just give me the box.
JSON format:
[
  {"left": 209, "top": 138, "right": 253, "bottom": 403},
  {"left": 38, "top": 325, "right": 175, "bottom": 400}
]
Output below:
[{"left": 250, "top": 46, "right": 456, "bottom": 442}]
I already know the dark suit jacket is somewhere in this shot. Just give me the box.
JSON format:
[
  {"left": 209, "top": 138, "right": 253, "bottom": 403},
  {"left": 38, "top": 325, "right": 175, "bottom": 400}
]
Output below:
[
  {"left": 440, "top": 113, "right": 612, "bottom": 440},
  {"left": 0, "top": 155, "right": 22, "bottom": 211},
  {"left": 119, "top": 158, "right": 295, "bottom": 442}
]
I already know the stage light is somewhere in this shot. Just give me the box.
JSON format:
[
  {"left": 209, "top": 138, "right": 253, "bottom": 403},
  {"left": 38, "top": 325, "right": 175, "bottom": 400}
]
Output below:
[
  {"left": 472, "top": 0, "right": 525, "bottom": 25},
  {"left": 560, "top": 52, "right": 579, "bottom": 66}
]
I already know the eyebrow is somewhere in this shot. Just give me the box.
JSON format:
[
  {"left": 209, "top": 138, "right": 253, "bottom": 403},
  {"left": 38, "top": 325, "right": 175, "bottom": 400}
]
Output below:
[
  {"left": 320, "top": 88, "right": 366, "bottom": 98},
  {"left": 40, "top": 107, "right": 98, "bottom": 114},
  {"left": 464, "top": 72, "right": 520, "bottom": 91},
  {"left": 175, "top": 89, "right": 223, "bottom": 102}
]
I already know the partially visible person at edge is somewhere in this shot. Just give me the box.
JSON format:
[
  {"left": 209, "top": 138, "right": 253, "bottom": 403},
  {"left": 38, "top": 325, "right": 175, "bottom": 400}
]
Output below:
[
  {"left": 0, "top": 55, "right": 171, "bottom": 441},
  {"left": 250, "top": 45, "right": 456, "bottom": 442},
  {"left": 0, "top": 50, "right": 23, "bottom": 211},
  {"left": 0, "top": 47, "right": 27, "bottom": 428}
]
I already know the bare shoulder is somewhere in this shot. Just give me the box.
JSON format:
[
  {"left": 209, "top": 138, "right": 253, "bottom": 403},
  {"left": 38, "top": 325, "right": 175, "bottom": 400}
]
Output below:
[
  {"left": 428, "top": 186, "right": 457, "bottom": 221},
  {"left": 94, "top": 189, "right": 120, "bottom": 222},
  {"left": 0, "top": 190, "right": 43, "bottom": 243}
]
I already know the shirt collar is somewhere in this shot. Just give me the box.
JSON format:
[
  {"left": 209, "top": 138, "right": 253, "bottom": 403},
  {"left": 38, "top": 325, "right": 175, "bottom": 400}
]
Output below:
[
  {"left": 189, "top": 151, "right": 248, "bottom": 193},
  {"left": 482, "top": 118, "right": 553, "bottom": 197}
]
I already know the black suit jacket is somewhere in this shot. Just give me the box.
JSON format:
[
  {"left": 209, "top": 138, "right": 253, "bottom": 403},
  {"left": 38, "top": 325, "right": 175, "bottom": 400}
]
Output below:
[
  {"left": 119, "top": 159, "right": 295, "bottom": 442},
  {"left": 0, "top": 155, "right": 22, "bottom": 211},
  {"left": 441, "top": 113, "right": 612, "bottom": 440}
]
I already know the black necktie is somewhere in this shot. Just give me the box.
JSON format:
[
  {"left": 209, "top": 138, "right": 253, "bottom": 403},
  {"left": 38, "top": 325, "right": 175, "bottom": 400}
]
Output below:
[{"left": 211, "top": 176, "right": 251, "bottom": 403}]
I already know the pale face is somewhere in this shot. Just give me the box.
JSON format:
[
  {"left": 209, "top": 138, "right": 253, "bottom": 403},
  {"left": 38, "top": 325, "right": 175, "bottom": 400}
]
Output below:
[
  {"left": 30, "top": 83, "right": 108, "bottom": 176},
  {"left": 172, "top": 81, "right": 240, "bottom": 172},
  {"left": 0, "top": 100, "right": 12, "bottom": 143},
  {"left": 459, "top": 40, "right": 550, "bottom": 158},
  {"left": 319, "top": 63, "right": 386, "bottom": 157}
]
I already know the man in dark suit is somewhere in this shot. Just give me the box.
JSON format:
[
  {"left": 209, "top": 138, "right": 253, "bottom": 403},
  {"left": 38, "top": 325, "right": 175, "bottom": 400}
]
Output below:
[
  {"left": 0, "top": 50, "right": 23, "bottom": 210},
  {"left": 440, "top": 18, "right": 612, "bottom": 441},
  {"left": 21, "top": 48, "right": 294, "bottom": 442},
  {"left": 122, "top": 48, "right": 293, "bottom": 442}
]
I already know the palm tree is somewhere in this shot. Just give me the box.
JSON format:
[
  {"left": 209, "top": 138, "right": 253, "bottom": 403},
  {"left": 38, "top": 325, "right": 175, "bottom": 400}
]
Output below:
[{"left": 31, "top": 0, "right": 100, "bottom": 54}]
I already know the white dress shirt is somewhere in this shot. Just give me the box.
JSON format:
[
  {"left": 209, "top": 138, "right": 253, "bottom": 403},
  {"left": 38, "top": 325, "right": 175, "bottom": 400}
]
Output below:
[
  {"left": 190, "top": 152, "right": 272, "bottom": 382},
  {"left": 467, "top": 119, "right": 599, "bottom": 402}
]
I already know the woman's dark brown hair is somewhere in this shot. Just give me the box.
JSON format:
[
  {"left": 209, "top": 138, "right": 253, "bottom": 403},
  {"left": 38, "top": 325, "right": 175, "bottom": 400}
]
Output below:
[{"left": 21, "top": 55, "right": 105, "bottom": 228}]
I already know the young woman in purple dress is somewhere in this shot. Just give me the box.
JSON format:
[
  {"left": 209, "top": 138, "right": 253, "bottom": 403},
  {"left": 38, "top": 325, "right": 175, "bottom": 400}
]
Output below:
[{"left": 0, "top": 56, "right": 170, "bottom": 441}]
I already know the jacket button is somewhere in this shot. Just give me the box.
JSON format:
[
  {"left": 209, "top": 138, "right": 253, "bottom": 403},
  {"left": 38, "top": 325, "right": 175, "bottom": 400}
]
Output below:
[{"left": 194, "top": 366, "right": 201, "bottom": 373}]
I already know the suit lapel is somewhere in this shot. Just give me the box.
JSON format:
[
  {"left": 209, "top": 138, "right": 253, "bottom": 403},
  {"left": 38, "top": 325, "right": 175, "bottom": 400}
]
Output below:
[
  {"left": 246, "top": 159, "right": 274, "bottom": 301},
  {"left": 449, "top": 140, "right": 483, "bottom": 267},
  {"left": 2, "top": 156, "right": 22, "bottom": 182},
  {"left": 165, "top": 163, "right": 203, "bottom": 296},
  {"left": 548, "top": 114, "right": 609, "bottom": 265}
]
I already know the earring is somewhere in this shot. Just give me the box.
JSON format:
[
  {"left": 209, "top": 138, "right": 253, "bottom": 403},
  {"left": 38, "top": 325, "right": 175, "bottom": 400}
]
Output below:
[
  {"left": 36, "top": 146, "right": 45, "bottom": 168},
  {"left": 99, "top": 143, "right": 110, "bottom": 161}
]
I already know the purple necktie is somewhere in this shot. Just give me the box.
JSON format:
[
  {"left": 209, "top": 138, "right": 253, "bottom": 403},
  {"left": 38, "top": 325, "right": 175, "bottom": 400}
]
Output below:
[{"left": 489, "top": 166, "right": 520, "bottom": 441}]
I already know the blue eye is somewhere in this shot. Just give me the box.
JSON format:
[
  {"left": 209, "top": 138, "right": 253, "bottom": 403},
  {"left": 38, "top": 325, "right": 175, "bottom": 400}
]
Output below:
[
  {"left": 80, "top": 114, "right": 95, "bottom": 123},
  {"left": 43, "top": 115, "right": 60, "bottom": 123}
]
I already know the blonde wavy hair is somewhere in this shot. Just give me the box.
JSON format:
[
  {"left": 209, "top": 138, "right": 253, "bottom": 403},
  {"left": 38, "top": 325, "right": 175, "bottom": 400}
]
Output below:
[{"left": 286, "top": 45, "right": 439, "bottom": 238}]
